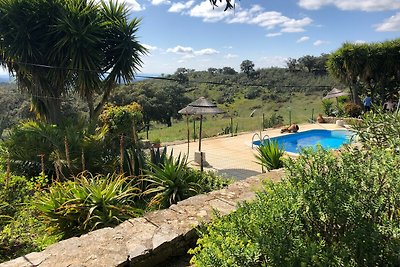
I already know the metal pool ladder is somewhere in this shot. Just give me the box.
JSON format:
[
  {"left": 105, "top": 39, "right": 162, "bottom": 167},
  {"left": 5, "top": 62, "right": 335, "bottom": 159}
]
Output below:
[{"left": 251, "top": 132, "right": 270, "bottom": 148}]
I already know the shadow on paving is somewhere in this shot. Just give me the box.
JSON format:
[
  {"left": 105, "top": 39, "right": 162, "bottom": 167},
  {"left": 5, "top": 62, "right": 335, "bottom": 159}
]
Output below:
[{"left": 216, "top": 168, "right": 261, "bottom": 180}]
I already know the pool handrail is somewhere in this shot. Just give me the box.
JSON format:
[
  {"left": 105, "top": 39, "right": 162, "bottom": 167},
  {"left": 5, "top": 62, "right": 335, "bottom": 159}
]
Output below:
[
  {"left": 251, "top": 132, "right": 271, "bottom": 148},
  {"left": 251, "top": 133, "right": 261, "bottom": 148},
  {"left": 262, "top": 134, "right": 270, "bottom": 143}
]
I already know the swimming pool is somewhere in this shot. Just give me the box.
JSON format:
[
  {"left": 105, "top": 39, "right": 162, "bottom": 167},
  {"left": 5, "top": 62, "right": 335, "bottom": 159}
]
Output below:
[{"left": 253, "top": 129, "right": 355, "bottom": 154}]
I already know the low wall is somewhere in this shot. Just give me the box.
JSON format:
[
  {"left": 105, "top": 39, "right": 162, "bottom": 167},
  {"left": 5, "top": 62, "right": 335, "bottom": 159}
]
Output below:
[
  {"left": 1, "top": 170, "right": 284, "bottom": 267},
  {"left": 322, "top": 116, "right": 362, "bottom": 125}
]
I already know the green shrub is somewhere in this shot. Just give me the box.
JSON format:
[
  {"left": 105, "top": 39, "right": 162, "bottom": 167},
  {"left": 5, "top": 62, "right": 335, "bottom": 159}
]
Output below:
[
  {"left": 143, "top": 155, "right": 199, "bottom": 208},
  {"left": 191, "top": 146, "right": 400, "bottom": 266},
  {"left": 322, "top": 99, "right": 334, "bottom": 116},
  {"left": 36, "top": 173, "right": 142, "bottom": 238},
  {"left": 343, "top": 102, "right": 362, "bottom": 117},
  {"left": 351, "top": 111, "right": 400, "bottom": 149},
  {"left": 0, "top": 173, "right": 34, "bottom": 223},
  {"left": 190, "top": 170, "right": 233, "bottom": 194},
  {"left": 263, "top": 113, "right": 284, "bottom": 128},
  {"left": 98, "top": 102, "right": 143, "bottom": 136},
  {"left": 254, "top": 140, "right": 284, "bottom": 171},
  {"left": 143, "top": 156, "right": 232, "bottom": 209},
  {"left": 0, "top": 204, "right": 56, "bottom": 263},
  {"left": 0, "top": 173, "right": 53, "bottom": 263}
]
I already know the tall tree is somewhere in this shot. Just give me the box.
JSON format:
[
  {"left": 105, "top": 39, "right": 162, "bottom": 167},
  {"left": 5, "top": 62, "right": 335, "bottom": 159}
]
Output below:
[
  {"left": 0, "top": 0, "right": 147, "bottom": 123},
  {"left": 240, "top": 60, "right": 255, "bottom": 78},
  {"left": 327, "top": 39, "right": 400, "bottom": 105},
  {"left": 298, "top": 55, "right": 317, "bottom": 72}
]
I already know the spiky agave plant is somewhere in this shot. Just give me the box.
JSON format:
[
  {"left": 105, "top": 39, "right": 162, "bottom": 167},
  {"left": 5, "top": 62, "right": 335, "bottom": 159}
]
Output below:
[
  {"left": 36, "top": 173, "right": 142, "bottom": 238},
  {"left": 143, "top": 155, "right": 200, "bottom": 208},
  {"left": 255, "top": 140, "right": 284, "bottom": 171}
]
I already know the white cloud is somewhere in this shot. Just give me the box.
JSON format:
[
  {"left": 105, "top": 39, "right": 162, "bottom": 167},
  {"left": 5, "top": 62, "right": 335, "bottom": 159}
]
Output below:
[
  {"left": 167, "top": 45, "right": 220, "bottom": 57},
  {"left": 257, "top": 56, "right": 288, "bottom": 68},
  {"left": 189, "top": 1, "right": 228, "bottom": 22},
  {"left": 168, "top": 0, "right": 195, "bottom": 13},
  {"left": 188, "top": 3, "right": 312, "bottom": 33},
  {"left": 167, "top": 45, "right": 194, "bottom": 54},
  {"left": 298, "top": 0, "right": 400, "bottom": 12},
  {"left": 124, "top": 0, "right": 145, "bottom": 11},
  {"left": 194, "top": 48, "right": 220, "bottom": 56},
  {"left": 143, "top": 44, "right": 158, "bottom": 51},
  {"left": 224, "top": 53, "right": 238, "bottom": 59},
  {"left": 375, "top": 13, "right": 400, "bottom": 31},
  {"left": 266, "top": 32, "right": 282, "bottom": 37},
  {"left": 230, "top": 7, "right": 312, "bottom": 33},
  {"left": 353, "top": 40, "right": 367, "bottom": 44},
  {"left": 281, "top": 17, "right": 312, "bottom": 32},
  {"left": 297, "top": 36, "right": 310, "bottom": 43},
  {"left": 150, "top": 0, "right": 170, "bottom": 6},
  {"left": 313, "top": 40, "right": 330, "bottom": 46}
]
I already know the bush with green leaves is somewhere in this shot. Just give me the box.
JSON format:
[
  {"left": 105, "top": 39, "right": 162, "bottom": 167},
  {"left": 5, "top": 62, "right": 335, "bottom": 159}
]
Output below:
[
  {"left": 0, "top": 173, "right": 35, "bottom": 223},
  {"left": 254, "top": 140, "right": 284, "bottom": 171},
  {"left": 343, "top": 102, "right": 362, "bottom": 117},
  {"left": 322, "top": 99, "right": 335, "bottom": 116},
  {"left": 263, "top": 113, "right": 284, "bottom": 128},
  {"left": 0, "top": 173, "right": 53, "bottom": 263},
  {"left": 190, "top": 146, "right": 400, "bottom": 266},
  {"left": 351, "top": 111, "right": 400, "bottom": 149},
  {"left": 143, "top": 156, "right": 232, "bottom": 209},
  {"left": 36, "top": 173, "right": 142, "bottom": 238}
]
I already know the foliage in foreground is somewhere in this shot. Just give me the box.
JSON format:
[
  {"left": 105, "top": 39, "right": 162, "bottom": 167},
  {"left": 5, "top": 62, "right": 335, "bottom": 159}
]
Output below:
[
  {"left": 190, "top": 146, "right": 400, "bottom": 266},
  {"left": 144, "top": 156, "right": 233, "bottom": 209},
  {"left": 0, "top": 174, "right": 54, "bottom": 263},
  {"left": 35, "top": 173, "right": 142, "bottom": 238},
  {"left": 351, "top": 111, "right": 400, "bottom": 149},
  {"left": 254, "top": 140, "right": 284, "bottom": 171}
]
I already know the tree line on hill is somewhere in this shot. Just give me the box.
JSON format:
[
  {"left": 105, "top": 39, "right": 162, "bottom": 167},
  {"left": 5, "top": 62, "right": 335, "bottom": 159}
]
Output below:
[{"left": 0, "top": 54, "right": 339, "bottom": 135}]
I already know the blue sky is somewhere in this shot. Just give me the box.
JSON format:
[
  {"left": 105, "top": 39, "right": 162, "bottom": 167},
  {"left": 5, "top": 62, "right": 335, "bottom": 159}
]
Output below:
[{"left": 2, "top": 0, "right": 400, "bottom": 77}]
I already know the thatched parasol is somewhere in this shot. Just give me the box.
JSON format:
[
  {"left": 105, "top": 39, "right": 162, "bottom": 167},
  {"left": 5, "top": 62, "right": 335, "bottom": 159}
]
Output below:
[
  {"left": 178, "top": 97, "right": 225, "bottom": 169},
  {"left": 323, "top": 88, "right": 349, "bottom": 106}
]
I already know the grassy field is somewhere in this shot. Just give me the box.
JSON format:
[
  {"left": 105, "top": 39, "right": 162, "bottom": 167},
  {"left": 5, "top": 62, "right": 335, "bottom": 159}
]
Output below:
[{"left": 139, "top": 92, "right": 325, "bottom": 143}]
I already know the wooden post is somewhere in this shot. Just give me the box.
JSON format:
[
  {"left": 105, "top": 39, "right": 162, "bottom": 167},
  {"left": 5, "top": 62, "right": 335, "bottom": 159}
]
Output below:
[
  {"left": 198, "top": 115, "right": 203, "bottom": 152},
  {"left": 262, "top": 113, "right": 265, "bottom": 129},
  {"left": 230, "top": 117, "right": 233, "bottom": 137},
  {"left": 186, "top": 116, "right": 190, "bottom": 155},
  {"left": 311, "top": 108, "right": 314, "bottom": 122},
  {"left": 200, "top": 152, "right": 204, "bottom": 172},
  {"left": 193, "top": 119, "right": 196, "bottom": 142}
]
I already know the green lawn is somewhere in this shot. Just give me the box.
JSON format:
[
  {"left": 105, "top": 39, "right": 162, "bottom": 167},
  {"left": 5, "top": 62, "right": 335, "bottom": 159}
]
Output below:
[{"left": 139, "top": 92, "right": 325, "bottom": 143}]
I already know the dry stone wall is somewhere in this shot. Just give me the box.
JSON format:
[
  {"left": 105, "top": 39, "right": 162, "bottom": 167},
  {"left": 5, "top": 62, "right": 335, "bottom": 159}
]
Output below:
[{"left": 1, "top": 170, "right": 284, "bottom": 267}]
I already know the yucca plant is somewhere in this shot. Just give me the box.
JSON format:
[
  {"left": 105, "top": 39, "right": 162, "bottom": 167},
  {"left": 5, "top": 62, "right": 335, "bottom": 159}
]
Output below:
[
  {"left": 255, "top": 140, "right": 284, "bottom": 171},
  {"left": 36, "top": 173, "right": 142, "bottom": 238},
  {"left": 143, "top": 155, "right": 200, "bottom": 208}
]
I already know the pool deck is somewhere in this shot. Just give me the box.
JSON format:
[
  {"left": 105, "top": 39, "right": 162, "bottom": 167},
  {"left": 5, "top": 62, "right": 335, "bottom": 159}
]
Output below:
[{"left": 167, "top": 123, "right": 348, "bottom": 180}]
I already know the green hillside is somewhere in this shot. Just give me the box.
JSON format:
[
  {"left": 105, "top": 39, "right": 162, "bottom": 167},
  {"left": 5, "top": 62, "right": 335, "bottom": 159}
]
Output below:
[{"left": 109, "top": 65, "right": 342, "bottom": 142}]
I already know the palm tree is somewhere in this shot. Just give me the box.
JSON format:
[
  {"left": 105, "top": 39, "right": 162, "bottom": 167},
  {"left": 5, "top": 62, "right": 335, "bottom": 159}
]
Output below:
[{"left": 0, "top": 0, "right": 147, "bottom": 123}]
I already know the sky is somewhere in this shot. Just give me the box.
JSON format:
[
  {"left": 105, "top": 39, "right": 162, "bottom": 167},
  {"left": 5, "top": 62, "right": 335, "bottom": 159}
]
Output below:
[{"left": 1, "top": 0, "right": 400, "bottom": 77}]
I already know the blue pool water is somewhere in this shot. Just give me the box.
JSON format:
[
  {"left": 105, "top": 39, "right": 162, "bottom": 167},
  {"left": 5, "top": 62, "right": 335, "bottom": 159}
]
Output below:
[{"left": 253, "top": 129, "right": 355, "bottom": 154}]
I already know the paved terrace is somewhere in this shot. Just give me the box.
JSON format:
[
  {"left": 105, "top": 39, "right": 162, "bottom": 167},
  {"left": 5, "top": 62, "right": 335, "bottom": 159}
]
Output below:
[{"left": 168, "top": 123, "right": 347, "bottom": 180}]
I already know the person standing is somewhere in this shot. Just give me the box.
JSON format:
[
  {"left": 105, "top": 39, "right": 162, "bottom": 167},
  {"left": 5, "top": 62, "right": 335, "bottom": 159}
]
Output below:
[
  {"left": 363, "top": 94, "right": 372, "bottom": 112},
  {"left": 383, "top": 99, "right": 395, "bottom": 112}
]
